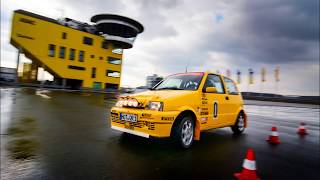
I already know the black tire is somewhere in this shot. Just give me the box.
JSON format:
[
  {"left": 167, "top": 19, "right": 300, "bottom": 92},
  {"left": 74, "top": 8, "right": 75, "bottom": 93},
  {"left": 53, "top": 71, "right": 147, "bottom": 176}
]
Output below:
[
  {"left": 172, "top": 116, "right": 195, "bottom": 149},
  {"left": 231, "top": 112, "right": 245, "bottom": 134}
]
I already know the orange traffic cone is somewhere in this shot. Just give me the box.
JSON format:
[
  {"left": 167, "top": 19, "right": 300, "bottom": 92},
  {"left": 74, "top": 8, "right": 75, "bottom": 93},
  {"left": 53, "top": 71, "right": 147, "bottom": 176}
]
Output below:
[
  {"left": 266, "top": 126, "right": 280, "bottom": 144},
  {"left": 234, "top": 148, "right": 260, "bottom": 180},
  {"left": 297, "top": 122, "right": 308, "bottom": 135}
]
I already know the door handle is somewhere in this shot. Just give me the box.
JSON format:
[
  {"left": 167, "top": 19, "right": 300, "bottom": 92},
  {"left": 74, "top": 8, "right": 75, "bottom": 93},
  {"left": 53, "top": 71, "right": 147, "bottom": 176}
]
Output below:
[{"left": 225, "top": 96, "right": 229, "bottom": 100}]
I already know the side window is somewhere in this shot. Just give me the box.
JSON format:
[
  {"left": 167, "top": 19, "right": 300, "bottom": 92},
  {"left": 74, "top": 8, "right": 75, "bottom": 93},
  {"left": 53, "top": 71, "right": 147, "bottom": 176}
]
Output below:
[
  {"left": 83, "top": 37, "right": 93, "bottom": 45},
  {"left": 107, "top": 57, "right": 121, "bottom": 65},
  {"left": 48, "top": 44, "right": 55, "bottom": 57},
  {"left": 203, "top": 74, "right": 225, "bottom": 93},
  {"left": 79, "top": 51, "right": 84, "bottom": 62},
  {"left": 59, "top": 46, "right": 66, "bottom": 59},
  {"left": 69, "top": 48, "right": 75, "bottom": 60},
  {"left": 91, "top": 67, "right": 96, "bottom": 78},
  {"left": 62, "top": 32, "right": 67, "bottom": 39},
  {"left": 224, "top": 77, "right": 239, "bottom": 95}
]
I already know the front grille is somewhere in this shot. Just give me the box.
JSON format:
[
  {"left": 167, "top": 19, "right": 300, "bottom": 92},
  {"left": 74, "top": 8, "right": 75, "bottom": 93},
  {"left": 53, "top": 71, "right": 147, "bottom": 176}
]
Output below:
[
  {"left": 122, "top": 106, "right": 145, "bottom": 109},
  {"left": 111, "top": 115, "right": 155, "bottom": 130}
]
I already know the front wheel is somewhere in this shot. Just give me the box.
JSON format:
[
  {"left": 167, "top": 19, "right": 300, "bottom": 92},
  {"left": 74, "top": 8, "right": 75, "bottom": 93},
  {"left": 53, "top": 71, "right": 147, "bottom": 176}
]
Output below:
[
  {"left": 231, "top": 113, "right": 245, "bottom": 134},
  {"left": 172, "top": 116, "right": 194, "bottom": 148}
]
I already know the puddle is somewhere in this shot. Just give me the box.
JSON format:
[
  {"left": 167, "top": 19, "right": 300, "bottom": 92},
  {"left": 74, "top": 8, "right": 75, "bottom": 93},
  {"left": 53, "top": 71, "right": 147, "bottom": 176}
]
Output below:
[
  {"left": 7, "top": 139, "right": 39, "bottom": 159},
  {"left": 6, "top": 117, "right": 39, "bottom": 160}
]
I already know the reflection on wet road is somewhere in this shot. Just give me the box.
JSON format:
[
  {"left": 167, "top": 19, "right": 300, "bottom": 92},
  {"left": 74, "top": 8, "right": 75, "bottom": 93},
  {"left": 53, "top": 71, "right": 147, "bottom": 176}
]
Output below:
[{"left": 1, "top": 88, "right": 319, "bottom": 180}]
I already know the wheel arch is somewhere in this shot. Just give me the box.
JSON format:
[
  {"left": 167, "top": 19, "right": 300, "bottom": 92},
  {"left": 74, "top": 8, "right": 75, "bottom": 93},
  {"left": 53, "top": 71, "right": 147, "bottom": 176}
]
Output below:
[{"left": 171, "top": 109, "right": 201, "bottom": 140}]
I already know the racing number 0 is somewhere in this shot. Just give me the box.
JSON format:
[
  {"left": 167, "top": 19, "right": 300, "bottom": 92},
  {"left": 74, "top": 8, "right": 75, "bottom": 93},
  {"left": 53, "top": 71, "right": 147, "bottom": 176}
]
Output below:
[{"left": 213, "top": 101, "right": 218, "bottom": 119}]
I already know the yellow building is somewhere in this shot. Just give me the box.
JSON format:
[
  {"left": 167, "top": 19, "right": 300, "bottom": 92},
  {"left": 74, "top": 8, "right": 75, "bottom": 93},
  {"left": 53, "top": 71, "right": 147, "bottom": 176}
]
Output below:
[
  {"left": 20, "top": 63, "right": 38, "bottom": 82},
  {"left": 10, "top": 10, "right": 143, "bottom": 89}
]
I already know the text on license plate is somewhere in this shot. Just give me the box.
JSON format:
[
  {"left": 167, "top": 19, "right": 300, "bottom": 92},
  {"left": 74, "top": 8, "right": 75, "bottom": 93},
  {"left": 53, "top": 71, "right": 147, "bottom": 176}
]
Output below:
[{"left": 120, "top": 113, "right": 137, "bottom": 122}]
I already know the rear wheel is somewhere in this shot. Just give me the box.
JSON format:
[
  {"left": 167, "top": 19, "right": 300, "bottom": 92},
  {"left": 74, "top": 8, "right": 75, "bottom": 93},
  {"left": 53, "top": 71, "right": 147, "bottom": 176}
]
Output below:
[
  {"left": 231, "top": 112, "right": 245, "bottom": 134},
  {"left": 172, "top": 116, "right": 194, "bottom": 148}
]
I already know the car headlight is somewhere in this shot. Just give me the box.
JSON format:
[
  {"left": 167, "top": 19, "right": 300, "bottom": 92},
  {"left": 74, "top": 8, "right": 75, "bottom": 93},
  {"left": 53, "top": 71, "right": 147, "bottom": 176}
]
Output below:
[
  {"left": 148, "top": 101, "right": 163, "bottom": 111},
  {"left": 115, "top": 98, "right": 139, "bottom": 107},
  {"left": 115, "top": 99, "right": 124, "bottom": 107}
]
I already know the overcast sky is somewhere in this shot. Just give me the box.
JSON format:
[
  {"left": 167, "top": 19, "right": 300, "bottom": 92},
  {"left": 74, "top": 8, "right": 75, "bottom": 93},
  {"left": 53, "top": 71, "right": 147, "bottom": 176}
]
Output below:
[{"left": 1, "top": 0, "right": 319, "bottom": 95}]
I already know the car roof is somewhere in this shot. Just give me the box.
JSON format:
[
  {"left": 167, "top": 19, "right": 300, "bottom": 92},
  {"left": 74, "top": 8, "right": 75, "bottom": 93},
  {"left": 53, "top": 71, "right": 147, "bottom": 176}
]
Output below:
[{"left": 169, "top": 71, "right": 235, "bottom": 80}]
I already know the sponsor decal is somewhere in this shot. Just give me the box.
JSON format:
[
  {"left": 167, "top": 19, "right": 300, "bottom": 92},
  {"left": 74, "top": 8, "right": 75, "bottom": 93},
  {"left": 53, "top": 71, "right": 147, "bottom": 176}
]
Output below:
[
  {"left": 141, "top": 113, "right": 152, "bottom": 118},
  {"left": 202, "top": 101, "right": 208, "bottom": 105},
  {"left": 200, "top": 112, "right": 209, "bottom": 115},
  {"left": 124, "top": 122, "right": 134, "bottom": 130},
  {"left": 201, "top": 117, "right": 208, "bottom": 124},
  {"left": 161, "top": 117, "right": 174, "bottom": 121}
]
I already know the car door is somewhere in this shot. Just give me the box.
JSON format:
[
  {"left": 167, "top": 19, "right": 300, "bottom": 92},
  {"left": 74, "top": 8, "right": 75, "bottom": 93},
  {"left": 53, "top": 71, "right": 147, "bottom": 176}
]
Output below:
[
  {"left": 222, "top": 77, "right": 242, "bottom": 125},
  {"left": 201, "top": 74, "right": 228, "bottom": 128}
]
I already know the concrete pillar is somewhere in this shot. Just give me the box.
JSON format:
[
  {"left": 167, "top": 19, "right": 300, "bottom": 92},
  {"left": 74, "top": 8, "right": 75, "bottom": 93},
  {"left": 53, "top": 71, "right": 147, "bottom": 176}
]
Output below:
[{"left": 15, "top": 48, "right": 21, "bottom": 83}]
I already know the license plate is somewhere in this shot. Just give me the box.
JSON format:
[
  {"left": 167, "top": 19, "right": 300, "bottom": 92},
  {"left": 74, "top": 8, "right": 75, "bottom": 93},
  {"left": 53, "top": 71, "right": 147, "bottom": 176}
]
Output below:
[{"left": 120, "top": 113, "right": 137, "bottom": 122}]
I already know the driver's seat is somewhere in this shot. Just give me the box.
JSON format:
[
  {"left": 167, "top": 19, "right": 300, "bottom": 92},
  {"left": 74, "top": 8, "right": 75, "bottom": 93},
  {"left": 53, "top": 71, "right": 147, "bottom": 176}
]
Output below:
[{"left": 185, "top": 84, "right": 197, "bottom": 90}]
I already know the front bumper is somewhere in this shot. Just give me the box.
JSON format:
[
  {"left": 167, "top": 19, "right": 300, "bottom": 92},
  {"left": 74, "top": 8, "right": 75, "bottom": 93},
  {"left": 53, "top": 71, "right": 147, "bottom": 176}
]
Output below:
[{"left": 110, "top": 107, "right": 179, "bottom": 138}]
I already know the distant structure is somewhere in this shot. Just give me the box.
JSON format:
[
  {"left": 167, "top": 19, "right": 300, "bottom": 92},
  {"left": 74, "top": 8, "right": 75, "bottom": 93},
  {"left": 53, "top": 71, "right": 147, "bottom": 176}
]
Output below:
[
  {"left": 0, "top": 67, "right": 16, "bottom": 82},
  {"left": 20, "top": 63, "right": 38, "bottom": 82},
  {"left": 10, "top": 9, "right": 144, "bottom": 89},
  {"left": 146, "top": 74, "right": 163, "bottom": 88}
]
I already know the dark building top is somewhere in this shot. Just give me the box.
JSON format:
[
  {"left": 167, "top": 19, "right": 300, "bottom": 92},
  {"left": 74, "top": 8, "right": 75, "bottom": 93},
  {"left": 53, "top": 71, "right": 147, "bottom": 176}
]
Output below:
[
  {"left": 91, "top": 14, "right": 144, "bottom": 33},
  {"left": 14, "top": 9, "right": 59, "bottom": 24}
]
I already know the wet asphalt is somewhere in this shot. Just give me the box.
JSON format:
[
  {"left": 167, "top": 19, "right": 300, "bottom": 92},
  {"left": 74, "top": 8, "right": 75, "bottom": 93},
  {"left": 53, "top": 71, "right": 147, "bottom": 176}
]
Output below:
[{"left": 1, "top": 87, "right": 319, "bottom": 180}]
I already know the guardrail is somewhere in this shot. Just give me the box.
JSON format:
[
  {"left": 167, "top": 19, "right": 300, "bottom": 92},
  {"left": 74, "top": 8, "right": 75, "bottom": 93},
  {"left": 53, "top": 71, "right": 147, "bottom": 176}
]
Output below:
[{"left": 242, "top": 93, "right": 320, "bottom": 105}]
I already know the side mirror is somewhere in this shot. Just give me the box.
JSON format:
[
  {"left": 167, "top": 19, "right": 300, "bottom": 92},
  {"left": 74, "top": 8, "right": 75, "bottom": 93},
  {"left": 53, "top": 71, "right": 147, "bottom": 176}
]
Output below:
[{"left": 205, "top": 87, "right": 217, "bottom": 93}]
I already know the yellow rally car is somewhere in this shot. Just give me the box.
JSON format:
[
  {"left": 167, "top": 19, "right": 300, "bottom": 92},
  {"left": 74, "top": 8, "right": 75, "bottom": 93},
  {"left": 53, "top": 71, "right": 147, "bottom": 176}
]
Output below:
[{"left": 110, "top": 72, "right": 247, "bottom": 148}]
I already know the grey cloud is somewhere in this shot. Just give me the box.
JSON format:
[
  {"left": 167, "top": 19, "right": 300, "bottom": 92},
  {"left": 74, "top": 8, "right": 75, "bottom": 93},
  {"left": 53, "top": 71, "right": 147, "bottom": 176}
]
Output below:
[
  {"left": 1, "top": 0, "right": 318, "bottom": 95},
  {"left": 131, "top": 0, "right": 180, "bottom": 39},
  {"left": 202, "top": 0, "right": 319, "bottom": 64}
]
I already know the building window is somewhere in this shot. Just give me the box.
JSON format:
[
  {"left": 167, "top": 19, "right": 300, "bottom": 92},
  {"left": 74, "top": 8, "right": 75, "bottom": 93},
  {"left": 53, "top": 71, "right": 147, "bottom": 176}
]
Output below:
[
  {"left": 48, "top": 44, "right": 55, "bottom": 57},
  {"left": 101, "top": 41, "right": 108, "bottom": 49},
  {"left": 91, "top": 67, "right": 96, "bottom": 78},
  {"left": 106, "top": 70, "right": 120, "bottom": 78},
  {"left": 69, "top": 48, "right": 75, "bottom": 60},
  {"left": 91, "top": 55, "right": 95, "bottom": 59},
  {"left": 68, "top": 65, "right": 85, "bottom": 70},
  {"left": 99, "top": 57, "right": 103, "bottom": 60},
  {"left": 79, "top": 51, "right": 84, "bottom": 62},
  {"left": 83, "top": 37, "right": 93, "bottom": 45},
  {"left": 62, "top": 32, "right": 67, "bottom": 39},
  {"left": 107, "top": 57, "right": 121, "bottom": 65},
  {"left": 19, "top": 18, "right": 35, "bottom": 25},
  {"left": 59, "top": 46, "right": 66, "bottom": 59},
  {"left": 93, "top": 82, "right": 102, "bottom": 89},
  {"left": 112, "top": 48, "right": 123, "bottom": 54}
]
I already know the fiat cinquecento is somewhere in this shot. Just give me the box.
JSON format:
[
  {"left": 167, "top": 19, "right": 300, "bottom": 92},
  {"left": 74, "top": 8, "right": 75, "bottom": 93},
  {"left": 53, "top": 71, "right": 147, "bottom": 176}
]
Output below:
[{"left": 110, "top": 72, "right": 247, "bottom": 148}]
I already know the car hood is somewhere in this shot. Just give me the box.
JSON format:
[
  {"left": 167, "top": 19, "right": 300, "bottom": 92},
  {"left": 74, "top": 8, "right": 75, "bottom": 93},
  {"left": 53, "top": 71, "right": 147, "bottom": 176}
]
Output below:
[{"left": 124, "top": 90, "right": 195, "bottom": 106}]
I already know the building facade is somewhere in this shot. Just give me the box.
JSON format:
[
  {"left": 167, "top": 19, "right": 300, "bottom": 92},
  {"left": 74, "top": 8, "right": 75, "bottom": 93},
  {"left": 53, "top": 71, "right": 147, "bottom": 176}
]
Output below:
[
  {"left": 10, "top": 10, "right": 143, "bottom": 89},
  {"left": 0, "top": 67, "right": 16, "bottom": 82}
]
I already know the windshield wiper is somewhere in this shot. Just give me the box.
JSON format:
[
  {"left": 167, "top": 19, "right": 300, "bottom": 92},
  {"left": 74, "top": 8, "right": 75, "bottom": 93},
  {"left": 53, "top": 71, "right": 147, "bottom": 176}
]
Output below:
[{"left": 156, "top": 87, "right": 184, "bottom": 90}]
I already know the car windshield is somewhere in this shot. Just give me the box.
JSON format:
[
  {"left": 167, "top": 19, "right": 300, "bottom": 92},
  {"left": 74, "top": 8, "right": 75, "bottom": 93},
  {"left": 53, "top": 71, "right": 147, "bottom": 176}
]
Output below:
[{"left": 154, "top": 72, "right": 204, "bottom": 91}]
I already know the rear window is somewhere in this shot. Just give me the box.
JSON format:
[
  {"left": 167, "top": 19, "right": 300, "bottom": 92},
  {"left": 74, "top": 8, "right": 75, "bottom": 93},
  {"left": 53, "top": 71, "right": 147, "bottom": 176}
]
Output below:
[{"left": 223, "top": 77, "right": 239, "bottom": 95}]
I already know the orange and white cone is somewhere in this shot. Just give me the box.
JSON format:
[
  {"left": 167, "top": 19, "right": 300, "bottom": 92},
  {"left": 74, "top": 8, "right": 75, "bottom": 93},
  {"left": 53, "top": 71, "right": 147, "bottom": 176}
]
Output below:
[
  {"left": 266, "top": 126, "right": 280, "bottom": 144},
  {"left": 297, "top": 122, "right": 308, "bottom": 135},
  {"left": 234, "top": 148, "right": 260, "bottom": 180}
]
